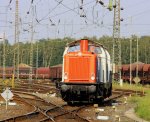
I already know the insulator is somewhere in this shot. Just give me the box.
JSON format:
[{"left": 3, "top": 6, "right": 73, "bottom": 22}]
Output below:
[
  {"left": 80, "top": 6, "right": 83, "bottom": 9},
  {"left": 99, "top": 1, "right": 104, "bottom": 5},
  {"left": 120, "top": 18, "right": 124, "bottom": 21},
  {"left": 108, "top": 0, "right": 113, "bottom": 11},
  {"left": 80, "top": 15, "right": 83, "bottom": 17},
  {"left": 121, "top": 7, "right": 124, "bottom": 10},
  {"left": 36, "top": 19, "right": 39, "bottom": 23},
  {"left": 108, "top": 7, "right": 113, "bottom": 11},
  {"left": 51, "top": 23, "right": 55, "bottom": 26},
  {"left": 80, "top": 14, "right": 86, "bottom": 18},
  {"left": 23, "top": 29, "right": 29, "bottom": 32},
  {"left": 113, "top": 5, "right": 116, "bottom": 8},
  {"left": 98, "top": 0, "right": 104, "bottom": 5},
  {"left": 9, "top": 0, "right": 12, "bottom": 4}
]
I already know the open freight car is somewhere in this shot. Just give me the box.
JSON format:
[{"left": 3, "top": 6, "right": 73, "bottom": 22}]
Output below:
[
  {"left": 50, "top": 64, "right": 62, "bottom": 81},
  {"left": 36, "top": 67, "right": 51, "bottom": 79}
]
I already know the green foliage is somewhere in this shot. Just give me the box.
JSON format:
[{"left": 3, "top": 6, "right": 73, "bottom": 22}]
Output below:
[
  {"left": 113, "top": 82, "right": 150, "bottom": 121},
  {"left": 0, "top": 36, "right": 150, "bottom": 67},
  {"left": 130, "top": 90, "right": 150, "bottom": 121},
  {"left": 112, "top": 82, "right": 144, "bottom": 91}
]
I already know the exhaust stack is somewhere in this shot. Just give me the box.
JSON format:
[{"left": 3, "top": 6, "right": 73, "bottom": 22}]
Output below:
[{"left": 80, "top": 39, "right": 88, "bottom": 52}]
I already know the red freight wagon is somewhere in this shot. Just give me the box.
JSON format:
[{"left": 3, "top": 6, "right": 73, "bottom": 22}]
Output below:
[
  {"left": 50, "top": 64, "right": 62, "bottom": 81},
  {"left": 143, "top": 64, "right": 150, "bottom": 83},
  {"left": 36, "top": 67, "right": 50, "bottom": 79},
  {"left": 0, "top": 67, "right": 13, "bottom": 78},
  {"left": 121, "top": 64, "right": 130, "bottom": 81},
  {"left": 19, "top": 67, "right": 36, "bottom": 79}
]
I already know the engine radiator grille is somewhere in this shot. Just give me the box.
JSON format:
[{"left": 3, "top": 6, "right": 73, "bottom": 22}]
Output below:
[{"left": 68, "top": 57, "right": 90, "bottom": 81}]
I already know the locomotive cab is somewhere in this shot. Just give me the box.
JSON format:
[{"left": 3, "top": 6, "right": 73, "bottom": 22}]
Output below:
[{"left": 60, "top": 39, "right": 112, "bottom": 103}]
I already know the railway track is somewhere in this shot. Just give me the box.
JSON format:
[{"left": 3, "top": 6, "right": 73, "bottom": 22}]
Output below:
[
  {"left": 41, "top": 104, "right": 90, "bottom": 122},
  {"left": 37, "top": 88, "right": 134, "bottom": 122},
  {"left": 102, "top": 88, "right": 145, "bottom": 105},
  {"left": 0, "top": 95, "right": 39, "bottom": 122},
  {"left": 0, "top": 92, "right": 57, "bottom": 122},
  {"left": 0, "top": 82, "right": 58, "bottom": 122},
  {"left": 1, "top": 91, "right": 90, "bottom": 122},
  {"left": 113, "top": 88, "right": 145, "bottom": 96},
  {"left": 0, "top": 81, "right": 145, "bottom": 122},
  {"left": 0, "top": 81, "right": 58, "bottom": 94}
]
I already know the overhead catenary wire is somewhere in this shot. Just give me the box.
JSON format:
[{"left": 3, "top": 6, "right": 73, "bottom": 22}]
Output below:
[
  {"left": 54, "top": 0, "right": 78, "bottom": 15},
  {"left": 32, "top": 0, "right": 107, "bottom": 38},
  {"left": 0, "top": 2, "right": 150, "bottom": 27},
  {"left": 124, "top": 0, "right": 147, "bottom": 10},
  {"left": 38, "top": 1, "right": 63, "bottom": 23},
  {"left": 38, "top": 0, "right": 95, "bottom": 22},
  {"left": 0, "top": 0, "right": 110, "bottom": 34},
  {"left": 0, "top": 0, "right": 150, "bottom": 46},
  {"left": 123, "top": 8, "right": 150, "bottom": 21}
]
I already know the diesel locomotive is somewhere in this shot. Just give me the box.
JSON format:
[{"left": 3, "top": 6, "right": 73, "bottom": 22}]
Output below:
[{"left": 59, "top": 39, "right": 112, "bottom": 103}]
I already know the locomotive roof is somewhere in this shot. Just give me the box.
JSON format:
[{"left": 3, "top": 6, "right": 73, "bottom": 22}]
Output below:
[{"left": 67, "top": 39, "right": 106, "bottom": 49}]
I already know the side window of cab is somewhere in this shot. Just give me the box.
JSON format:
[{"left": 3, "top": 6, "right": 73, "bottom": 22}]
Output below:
[{"left": 89, "top": 45, "right": 102, "bottom": 54}]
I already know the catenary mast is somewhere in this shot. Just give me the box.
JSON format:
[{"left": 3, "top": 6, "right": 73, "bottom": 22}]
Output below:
[
  {"left": 112, "top": 0, "right": 122, "bottom": 85},
  {"left": 13, "top": 0, "right": 20, "bottom": 81}
]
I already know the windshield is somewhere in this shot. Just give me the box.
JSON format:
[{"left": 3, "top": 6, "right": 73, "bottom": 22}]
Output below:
[
  {"left": 67, "top": 45, "right": 80, "bottom": 52},
  {"left": 67, "top": 45, "right": 102, "bottom": 54}
]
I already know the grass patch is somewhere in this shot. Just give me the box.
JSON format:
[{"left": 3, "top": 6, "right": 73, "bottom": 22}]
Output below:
[
  {"left": 132, "top": 90, "right": 150, "bottom": 121},
  {"left": 112, "top": 81, "right": 146, "bottom": 91},
  {"left": 113, "top": 82, "right": 150, "bottom": 121}
]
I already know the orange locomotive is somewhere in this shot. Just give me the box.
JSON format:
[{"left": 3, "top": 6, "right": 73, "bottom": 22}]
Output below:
[{"left": 59, "top": 39, "right": 112, "bottom": 103}]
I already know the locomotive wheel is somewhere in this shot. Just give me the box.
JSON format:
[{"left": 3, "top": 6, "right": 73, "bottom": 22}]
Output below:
[
  {"left": 67, "top": 101, "right": 74, "bottom": 106},
  {"left": 96, "top": 97, "right": 104, "bottom": 104}
]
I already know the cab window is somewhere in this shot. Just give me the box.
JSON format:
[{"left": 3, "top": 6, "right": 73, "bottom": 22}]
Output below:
[
  {"left": 67, "top": 45, "right": 80, "bottom": 52},
  {"left": 89, "top": 45, "right": 102, "bottom": 54}
]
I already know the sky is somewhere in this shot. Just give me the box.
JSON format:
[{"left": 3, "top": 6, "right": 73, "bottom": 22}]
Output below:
[{"left": 0, "top": 0, "right": 150, "bottom": 44}]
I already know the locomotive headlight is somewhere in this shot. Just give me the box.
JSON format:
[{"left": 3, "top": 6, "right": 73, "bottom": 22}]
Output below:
[
  {"left": 91, "top": 73, "right": 95, "bottom": 80},
  {"left": 78, "top": 52, "right": 82, "bottom": 56},
  {"left": 64, "top": 72, "right": 68, "bottom": 79}
]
